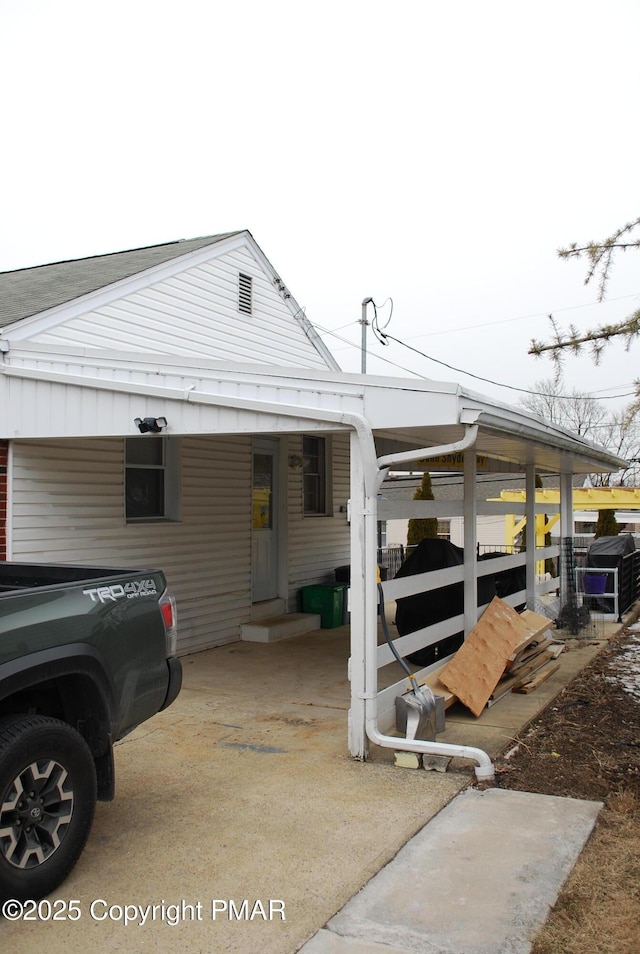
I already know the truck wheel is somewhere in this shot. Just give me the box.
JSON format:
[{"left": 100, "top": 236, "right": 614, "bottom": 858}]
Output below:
[{"left": 0, "top": 716, "right": 97, "bottom": 902}]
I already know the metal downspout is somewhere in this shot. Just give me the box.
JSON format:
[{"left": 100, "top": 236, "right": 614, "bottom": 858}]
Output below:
[{"left": 364, "top": 422, "right": 494, "bottom": 782}]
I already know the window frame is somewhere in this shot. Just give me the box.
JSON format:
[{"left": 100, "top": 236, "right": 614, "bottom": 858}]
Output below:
[
  {"left": 125, "top": 436, "right": 181, "bottom": 523},
  {"left": 302, "top": 435, "right": 332, "bottom": 517}
]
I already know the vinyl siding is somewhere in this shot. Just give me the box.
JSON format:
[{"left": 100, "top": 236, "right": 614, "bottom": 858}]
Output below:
[
  {"left": 286, "top": 433, "right": 351, "bottom": 609},
  {"left": 10, "top": 436, "right": 252, "bottom": 654},
  {"left": 449, "top": 515, "right": 506, "bottom": 549},
  {"left": 24, "top": 247, "right": 329, "bottom": 369}
]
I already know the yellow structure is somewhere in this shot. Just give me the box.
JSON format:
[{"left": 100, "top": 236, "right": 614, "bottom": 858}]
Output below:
[{"left": 497, "top": 487, "right": 640, "bottom": 572}]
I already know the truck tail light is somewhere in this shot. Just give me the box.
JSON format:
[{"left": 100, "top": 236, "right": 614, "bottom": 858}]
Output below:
[{"left": 159, "top": 589, "right": 178, "bottom": 657}]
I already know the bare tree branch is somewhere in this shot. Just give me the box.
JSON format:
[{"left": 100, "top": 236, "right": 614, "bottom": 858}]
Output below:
[{"left": 520, "top": 379, "right": 640, "bottom": 486}]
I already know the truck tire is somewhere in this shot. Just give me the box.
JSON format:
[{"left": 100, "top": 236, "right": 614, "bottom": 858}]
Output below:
[{"left": 0, "top": 715, "right": 97, "bottom": 902}]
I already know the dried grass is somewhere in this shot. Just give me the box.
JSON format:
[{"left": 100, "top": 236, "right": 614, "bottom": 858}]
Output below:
[
  {"left": 499, "top": 627, "right": 640, "bottom": 954},
  {"left": 532, "top": 799, "right": 640, "bottom": 954}
]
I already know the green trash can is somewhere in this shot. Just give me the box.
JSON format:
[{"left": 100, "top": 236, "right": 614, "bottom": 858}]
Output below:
[{"left": 301, "top": 584, "right": 346, "bottom": 628}]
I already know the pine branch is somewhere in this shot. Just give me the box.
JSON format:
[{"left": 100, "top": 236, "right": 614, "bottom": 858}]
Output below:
[
  {"left": 531, "top": 217, "right": 640, "bottom": 364},
  {"left": 558, "top": 216, "right": 640, "bottom": 300},
  {"left": 529, "top": 309, "right": 640, "bottom": 362}
]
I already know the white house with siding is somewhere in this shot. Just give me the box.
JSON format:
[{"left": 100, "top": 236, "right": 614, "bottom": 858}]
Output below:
[{"left": 0, "top": 230, "right": 626, "bottom": 768}]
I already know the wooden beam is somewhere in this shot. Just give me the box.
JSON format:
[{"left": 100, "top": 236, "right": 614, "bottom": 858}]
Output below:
[{"left": 512, "top": 663, "right": 561, "bottom": 694}]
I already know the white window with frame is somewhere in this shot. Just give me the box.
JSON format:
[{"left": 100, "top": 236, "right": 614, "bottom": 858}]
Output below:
[
  {"left": 125, "top": 437, "right": 181, "bottom": 521},
  {"left": 303, "top": 435, "right": 332, "bottom": 516}
]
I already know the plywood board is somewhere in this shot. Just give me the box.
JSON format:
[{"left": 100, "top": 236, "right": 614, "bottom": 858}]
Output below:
[
  {"left": 419, "top": 667, "right": 457, "bottom": 709},
  {"left": 520, "top": 608, "right": 554, "bottom": 639},
  {"left": 438, "top": 597, "right": 532, "bottom": 717}
]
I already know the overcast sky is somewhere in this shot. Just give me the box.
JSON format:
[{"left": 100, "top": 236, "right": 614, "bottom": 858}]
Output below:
[{"left": 1, "top": 0, "right": 639, "bottom": 415}]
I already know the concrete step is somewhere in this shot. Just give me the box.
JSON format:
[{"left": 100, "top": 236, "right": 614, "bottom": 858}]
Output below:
[{"left": 241, "top": 612, "right": 321, "bottom": 643}]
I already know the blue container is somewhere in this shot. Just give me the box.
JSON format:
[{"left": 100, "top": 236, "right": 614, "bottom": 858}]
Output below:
[{"left": 584, "top": 573, "right": 607, "bottom": 595}]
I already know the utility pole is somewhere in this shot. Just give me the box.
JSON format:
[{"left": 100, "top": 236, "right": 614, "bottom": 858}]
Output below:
[{"left": 360, "top": 297, "right": 373, "bottom": 373}]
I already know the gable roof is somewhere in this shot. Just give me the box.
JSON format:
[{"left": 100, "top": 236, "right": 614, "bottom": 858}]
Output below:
[{"left": 0, "top": 233, "right": 240, "bottom": 327}]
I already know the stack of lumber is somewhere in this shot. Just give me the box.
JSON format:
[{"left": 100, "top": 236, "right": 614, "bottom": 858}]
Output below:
[
  {"left": 488, "top": 618, "right": 562, "bottom": 705},
  {"left": 436, "top": 597, "right": 561, "bottom": 717}
]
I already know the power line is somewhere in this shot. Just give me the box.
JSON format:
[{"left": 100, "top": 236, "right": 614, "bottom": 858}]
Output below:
[
  {"left": 392, "top": 291, "right": 640, "bottom": 342},
  {"left": 312, "top": 321, "right": 637, "bottom": 402},
  {"left": 381, "top": 331, "right": 637, "bottom": 400},
  {"left": 313, "top": 322, "right": 428, "bottom": 378}
]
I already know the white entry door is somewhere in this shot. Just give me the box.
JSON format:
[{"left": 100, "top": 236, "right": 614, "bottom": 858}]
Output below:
[{"left": 251, "top": 439, "right": 280, "bottom": 602}]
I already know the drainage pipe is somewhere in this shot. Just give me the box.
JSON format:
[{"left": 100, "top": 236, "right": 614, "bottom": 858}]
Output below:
[
  {"left": 363, "top": 421, "right": 494, "bottom": 782},
  {"left": 365, "top": 725, "right": 495, "bottom": 781}
]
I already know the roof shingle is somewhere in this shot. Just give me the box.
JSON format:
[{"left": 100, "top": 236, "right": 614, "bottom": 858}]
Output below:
[{"left": 0, "top": 233, "right": 239, "bottom": 327}]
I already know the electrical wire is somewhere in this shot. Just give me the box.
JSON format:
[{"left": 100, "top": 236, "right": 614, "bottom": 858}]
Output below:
[
  {"left": 399, "top": 291, "right": 640, "bottom": 342},
  {"left": 314, "top": 322, "right": 428, "bottom": 377},
  {"left": 312, "top": 321, "right": 636, "bottom": 402},
  {"left": 375, "top": 330, "right": 637, "bottom": 401},
  {"left": 371, "top": 298, "right": 393, "bottom": 345}
]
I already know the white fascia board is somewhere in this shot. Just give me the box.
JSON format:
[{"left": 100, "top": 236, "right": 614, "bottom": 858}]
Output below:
[
  {"left": 2, "top": 343, "right": 365, "bottom": 405},
  {"left": 0, "top": 360, "right": 369, "bottom": 440},
  {"left": 6, "top": 343, "right": 464, "bottom": 405},
  {"left": 362, "top": 379, "right": 462, "bottom": 429},
  {"left": 1, "top": 232, "right": 252, "bottom": 341}
]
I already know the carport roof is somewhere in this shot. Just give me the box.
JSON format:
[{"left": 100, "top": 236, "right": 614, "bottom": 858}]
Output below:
[{"left": 0, "top": 345, "right": 627, "bottom": 477}]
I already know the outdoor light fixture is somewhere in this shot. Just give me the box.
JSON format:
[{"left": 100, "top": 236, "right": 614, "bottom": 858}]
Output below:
[{"left": 134, "top": 416, "right": 168, "bottom": 434}]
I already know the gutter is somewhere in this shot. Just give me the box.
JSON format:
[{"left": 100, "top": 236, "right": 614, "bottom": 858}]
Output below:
[{"left": 478, "top": 410, "right": 627, "bottom": 472}]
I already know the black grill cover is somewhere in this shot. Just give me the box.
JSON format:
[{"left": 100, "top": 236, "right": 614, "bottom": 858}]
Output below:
[
  {"left": 395, "top": 539, "right": 499, "bottom": 667},
  {"left": 586, "top": 534, "right": 635, "bottom": 567}
]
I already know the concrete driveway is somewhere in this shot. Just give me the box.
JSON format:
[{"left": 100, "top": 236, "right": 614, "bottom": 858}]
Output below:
[{"left": 2, "top": 623, "right": 610, "bottom": 953}]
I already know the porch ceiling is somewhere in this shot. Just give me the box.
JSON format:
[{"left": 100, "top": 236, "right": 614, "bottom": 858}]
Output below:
[{"left": 373, "top": 418, "right": 623, "bottom": 476}]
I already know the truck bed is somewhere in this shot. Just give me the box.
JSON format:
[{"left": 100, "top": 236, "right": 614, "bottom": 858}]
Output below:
[{"left": 0, "top": 562, "right": 156, "bottom": 592}]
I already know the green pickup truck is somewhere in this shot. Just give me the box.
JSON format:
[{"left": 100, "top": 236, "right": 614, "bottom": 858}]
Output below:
[{"left": 0, "top": 562, "right": 182, "bottom": 901}]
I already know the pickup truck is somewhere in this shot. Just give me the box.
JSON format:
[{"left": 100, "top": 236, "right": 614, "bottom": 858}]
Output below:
[{"left": 0, "top": 562, "right": 182, "bottom": 902}]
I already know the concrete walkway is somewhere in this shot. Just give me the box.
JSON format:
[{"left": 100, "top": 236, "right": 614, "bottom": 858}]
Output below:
[{"left": 299, "top": 787, "right": 602, "bottom": 953}]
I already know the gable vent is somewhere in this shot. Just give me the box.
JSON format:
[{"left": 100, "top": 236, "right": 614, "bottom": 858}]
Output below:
[{"left": 238, "top": 272, "right": 253, "bottom": 314}]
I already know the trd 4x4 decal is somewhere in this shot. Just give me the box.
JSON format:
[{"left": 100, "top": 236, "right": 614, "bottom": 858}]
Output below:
[{"left": 83, "top": 579, "right": 158, "bottom": 603}]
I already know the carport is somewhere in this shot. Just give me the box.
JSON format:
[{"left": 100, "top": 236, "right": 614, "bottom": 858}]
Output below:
[
  {"left": 0, "top": 350, "right": 625, "bottom": 772},
  {"left": 340, "top": 379, "right": 624, "bottom": 769}
]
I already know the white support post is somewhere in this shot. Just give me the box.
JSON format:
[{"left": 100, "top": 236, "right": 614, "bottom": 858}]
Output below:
[
  {"left": 525, "top": 462, "right": 537, "bottom": 602},
  {"left": 463, "top": 448, "right": 478, "bottom": 635},
  {"left": 347, "top": 429, "right": 379, "bottom": 759}
]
